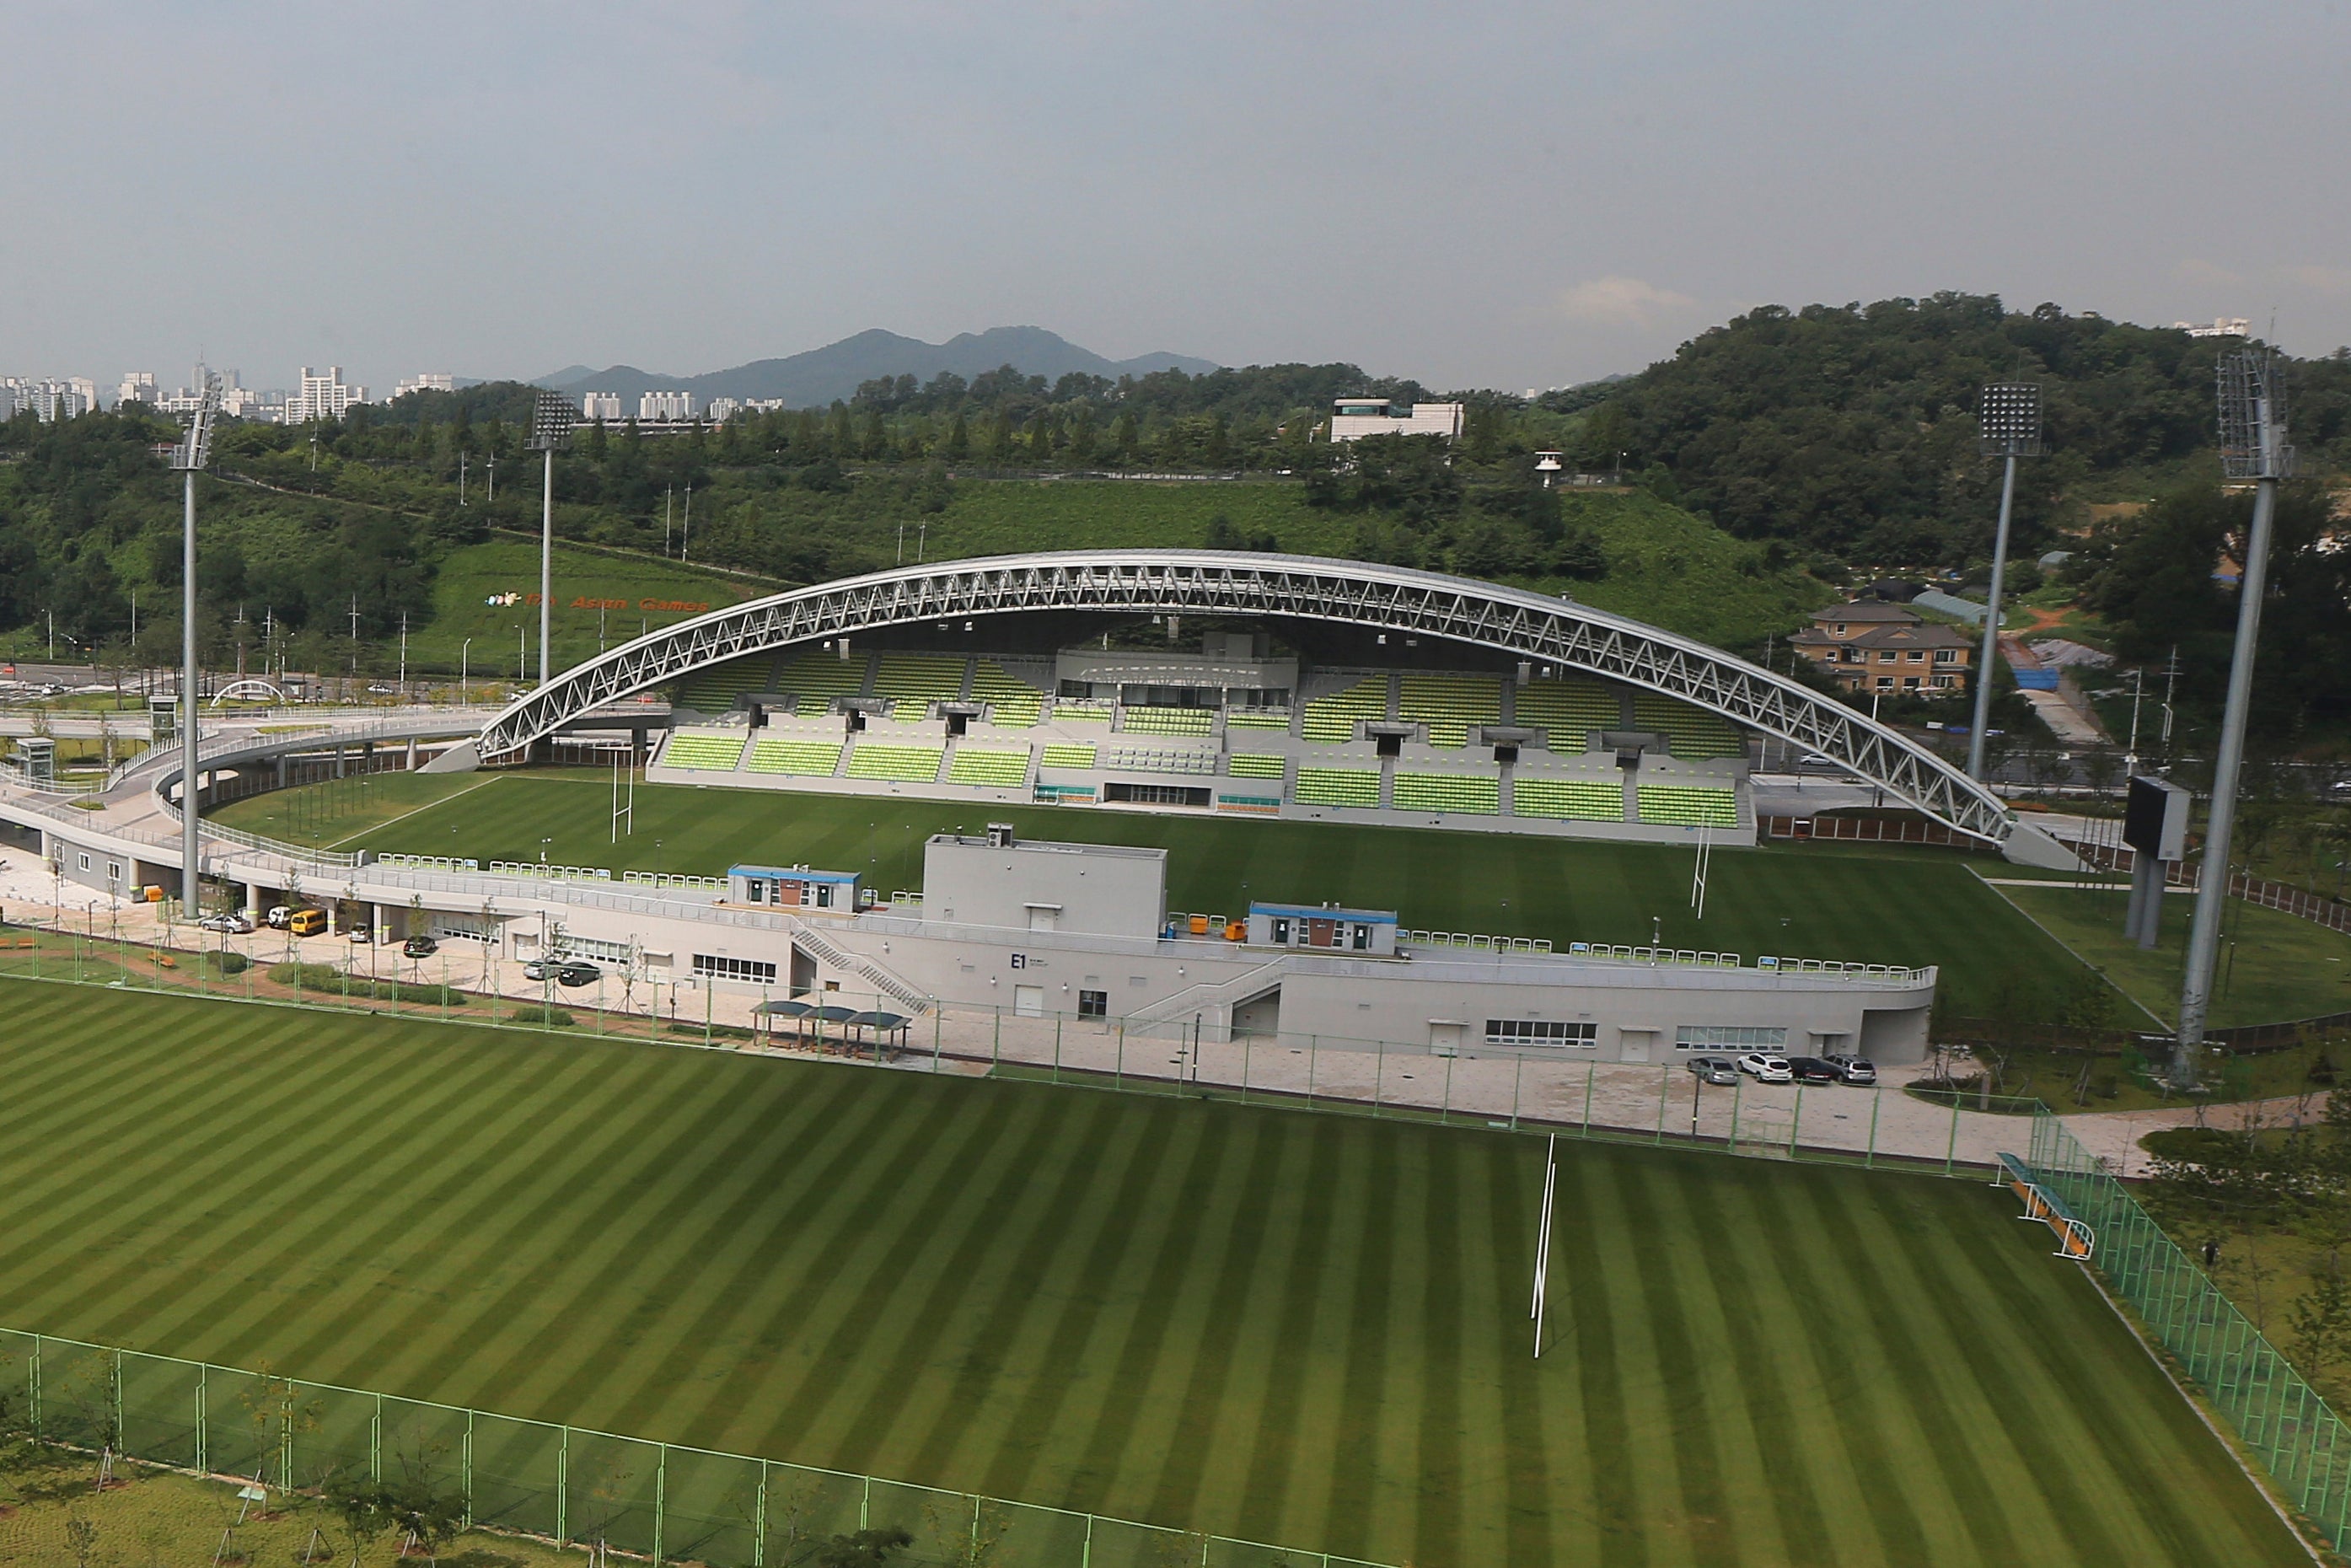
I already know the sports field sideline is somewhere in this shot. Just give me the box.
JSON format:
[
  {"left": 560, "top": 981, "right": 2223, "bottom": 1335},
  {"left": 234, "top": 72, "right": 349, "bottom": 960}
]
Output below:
[{"left": 0, "top": 980, "right": 2303, "bottom": 1566}]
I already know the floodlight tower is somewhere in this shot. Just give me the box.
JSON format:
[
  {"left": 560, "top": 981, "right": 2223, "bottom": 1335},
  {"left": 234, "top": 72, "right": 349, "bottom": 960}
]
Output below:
[
  {"left": 526, "top": 390, "right": 577, "bottom": 687},
  {"left": 1966, "top": 384, "right": 2042, "bottom": 779},
  {"left": 2174, "top": 350, "right": 2293, "bottom": 1083},
  {"left": 168, "top": 371, "right": 223, "bottom": 918}
]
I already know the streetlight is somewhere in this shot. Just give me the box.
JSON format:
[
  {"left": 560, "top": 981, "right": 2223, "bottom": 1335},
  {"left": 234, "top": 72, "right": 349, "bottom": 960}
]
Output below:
[
  {"left": 460, "top": 636, "right": 473, "bottom": 701},
  {"left": 1967, "top": 383, "right": 2042, "bottom": 781},
  {"left": 526, "top": 391, "right": 577, "bottom": 687},
  {"left": 168, "top": 372, "right": 222, "bottom": 921},
  {"left": 2174, "top": 350, "right": 2293, "bottom": 1084}
]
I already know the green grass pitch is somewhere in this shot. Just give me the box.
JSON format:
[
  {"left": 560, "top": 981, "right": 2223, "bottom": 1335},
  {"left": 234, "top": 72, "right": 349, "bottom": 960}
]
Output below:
[
  {"left": 222, "top": 770, "right": 2101, "bottom": 1020},
  {"left": 0, "top": 982, "right": 2304, "bottom": 1566}
]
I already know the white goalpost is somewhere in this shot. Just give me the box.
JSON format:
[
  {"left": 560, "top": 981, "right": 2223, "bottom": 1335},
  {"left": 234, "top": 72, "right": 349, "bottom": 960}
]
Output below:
[{"left": 1531, "top": 1132, "right": 1558, "bottom": 1359}]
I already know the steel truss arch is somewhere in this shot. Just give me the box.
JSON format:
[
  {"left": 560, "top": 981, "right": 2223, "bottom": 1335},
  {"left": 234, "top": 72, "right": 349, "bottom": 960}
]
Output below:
[{"left": 480, "top": 550, "right": 2035, "bottom": 853}]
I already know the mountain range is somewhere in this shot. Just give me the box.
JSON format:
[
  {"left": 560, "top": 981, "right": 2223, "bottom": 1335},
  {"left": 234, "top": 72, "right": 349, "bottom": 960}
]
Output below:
[{"left": 535, "top": 326, "right": 1218, "bottom": 411}]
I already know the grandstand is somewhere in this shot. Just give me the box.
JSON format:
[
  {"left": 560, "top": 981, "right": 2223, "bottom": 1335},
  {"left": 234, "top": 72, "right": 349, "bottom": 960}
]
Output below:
[
  {"left": 1295, "top": 766, "right": 1382, "bottom": 808},
  {"left": 1637, "top": 782, "right": 1740, "bottom": 828},
  {"left": 1633, "top": 691, "right": 1750, "bottom": 760},
  {"left": 1398, "top": 673, "right": 1501, "bottom": 748},
  {"left": 1225, "top": 709, "right": 1291, "bottom": 731},
  {"left": 1513, "top": 776, "right": 1627, "bottom": 822},
  {"left": 969, "top": 661, "right": 1045, "bottom": 727},
  {"left": 676, "top": 653, "right": 776, "bottom": 715},
  {"left": 746, "top": 738, "right": 844, "bottom": 776},
  {"left": 1122, "top": 706, "right": 1215, "bottom": 737},
  {"left": 1226, "top": 753, "right": 1286, "bottom": 780},
  {"left": 1107, "top": 747, "right": 1217, "bottom": 776},
  {"left": 662, "top": 730, "right": 748, "bottom": 772},
  {"left": 1301, "top": 676, "right": 1388, "bottom": 742},
  {"left": 1513, "top": 678, "right": 1621, "bottom": 754},
  {"left": 845, "top": 741, "right": 946, "bottom": 782},
  {"left": 1039, "top": 741, "right": 1098, "bottom": 770},
  {"left": 772, "top": 649, "right": 871, "bottom": 713},
  {"left": 947, "top": 747, "right": 1032, "bottom": 787},
  {"left": 1051, "top": 701, "right": 1113, "bottom": 724},
  {"left": 872, "top": 652, "right": 967, "bottom": 720},
  {"left": 1392, "top": 771, "right": 1500, "bottom": 814}
]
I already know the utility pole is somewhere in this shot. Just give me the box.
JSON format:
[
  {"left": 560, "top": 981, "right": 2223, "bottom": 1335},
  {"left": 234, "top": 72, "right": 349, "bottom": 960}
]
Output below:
[
  {"left": 2161, "top": 646, "right": 2179, "bottom": 753},
  {"left": 169, "top": 372, "right": 221, "bottom": 919},
  {"left": 2174, "top": 350, "right": 2292, "bottom": 1085},
  {"left": 459, "top": 449, "right": 468, "bottom": 505},
  {"left": 1967, "top": 384, "right": 2042, "bottom": 779},
  {"left": 2125, "top": 667, "right": 2144, "bottom": 776},
  {"left": 664, "top": 485, "right": 673, "bottom": 556},
  {"left": 681, "top": 481, "right": 692, "bottom": 561}
]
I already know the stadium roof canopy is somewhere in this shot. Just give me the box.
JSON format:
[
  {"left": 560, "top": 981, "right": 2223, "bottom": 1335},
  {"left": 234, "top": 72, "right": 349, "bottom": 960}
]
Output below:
[{"left": 476, "top": 550, "right": 2069, "bottom": 864}]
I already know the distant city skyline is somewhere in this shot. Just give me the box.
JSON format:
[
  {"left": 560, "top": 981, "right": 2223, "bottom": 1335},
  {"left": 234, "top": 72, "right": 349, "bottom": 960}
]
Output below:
[{"left": 3, "top": 5, "right": 2345, "bottom": 397}]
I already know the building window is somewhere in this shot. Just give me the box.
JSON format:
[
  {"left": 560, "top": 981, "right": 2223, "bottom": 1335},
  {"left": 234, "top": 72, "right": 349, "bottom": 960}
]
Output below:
[
  {"left": 692, "top": 953, "right": 778, "bottom": 983},
  {"left": 1933, "top": 649, "right": 1958, "bottom": 664},
  {"left": 1934, "top": 674, "right": 1956, "bottom": 688},
  {"left": 1876, "top": 677, "right": 1894, "bottom": 690},
  {"left": 555, "top": 936, "right": 635, "bottom": 964},
  {"left": 1906, "top": 651, "right": 1924, "bottom": 663},
  {"left": 77, "top": 853, "right": 91, "bottom": 872},
  {"left": 1877, "top": 651, "right": 1897, "bottom": 663},
  {"left": 1674, "top": 1025, "right": 1788, "bottom": 1050},
  {"left": 1078, "top": 989, "right": 1108, "bottom": 1018},
  {"left": 1903, "top": 677, "right": 1920, "bottom": 689},
  {"left": 744, "top": 880, "right": 765, "bottom": 903},
  {"left": 1485, "top": 1019, "right": 1598, "bottom": 1047},
  {"left": 1833, "top": 623, "right": 1847, "bottom": 635}
]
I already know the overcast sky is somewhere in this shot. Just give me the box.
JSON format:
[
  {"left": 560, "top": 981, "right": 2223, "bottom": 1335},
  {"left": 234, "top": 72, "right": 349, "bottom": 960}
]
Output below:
[{"left": 6, "top": 3, "right": 2348, "bottom": 395}]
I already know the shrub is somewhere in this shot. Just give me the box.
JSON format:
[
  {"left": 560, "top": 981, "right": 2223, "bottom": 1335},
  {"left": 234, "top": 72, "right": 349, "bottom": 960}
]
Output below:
[
  {"left": 268, "top": 962, "right": 345, "bottom": 990},
  {"left": 203, "top": 950, "right": 250, "bottom": 975},
  {"left": 506, "top": 1004, "right": 573, "bottom": 1028}
]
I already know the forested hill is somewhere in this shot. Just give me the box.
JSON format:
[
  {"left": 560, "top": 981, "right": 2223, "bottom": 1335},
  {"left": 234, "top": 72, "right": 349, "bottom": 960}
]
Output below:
[{"left": 1571, "top": 294, "right": 2351, "bottom": 562}]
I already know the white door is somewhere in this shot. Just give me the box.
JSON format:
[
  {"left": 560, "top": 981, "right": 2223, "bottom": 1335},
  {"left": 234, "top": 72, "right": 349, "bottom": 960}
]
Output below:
[
  {"left": 1027, "top": 907, "right": 1057, "bottom": 932},
  {"left": 1013, "top": 985, "right": 1045, "bottom": 1018},
  {"left": 1619, "top": 1028, "right": 1654, "bottom": 1063}
]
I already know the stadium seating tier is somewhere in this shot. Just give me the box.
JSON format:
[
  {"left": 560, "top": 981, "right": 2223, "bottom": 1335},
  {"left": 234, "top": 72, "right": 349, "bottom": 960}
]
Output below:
[
  {"left": 746, "top": 738, "right": 844, "bottom": 776},
  {"left": 1295, "top": 767, "right": 1381, "bottom": 808},
  {"left": 1511, "top": 777, "right": 1625, "bottom": 822},
  {"left": 947, "top": 748, "right": 1032, "bottom": 787},
  {"left": 845, "top": 743, "right": 947, "bottom": 782}
]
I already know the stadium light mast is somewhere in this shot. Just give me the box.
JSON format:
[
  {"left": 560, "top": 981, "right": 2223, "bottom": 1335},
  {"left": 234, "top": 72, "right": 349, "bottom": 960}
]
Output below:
[
  {"left": 526, "top": 390, "right": 578, "bottom": 687},
  {"left": 2174, "top": 349, "right": 2292, "bottom": 1084},
  {"left": 168, "top": 371, "right": 223, "bottom": 919},
  {"left": 1966, "top": 384, "right": 2042, "bottom": 779}
]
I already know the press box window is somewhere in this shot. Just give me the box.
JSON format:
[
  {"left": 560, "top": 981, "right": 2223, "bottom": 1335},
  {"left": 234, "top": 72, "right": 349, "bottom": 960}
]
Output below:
[
  {"left": 1078, "top": 989, "right": 1108, "bottom": 1019},
  {"left": 1484, "top": 1019, "right": 1597, "bottom": 1047},
  {"left": 1673, "top": 1025, "right": 1787, "bottom": 1050},
  {"left": 692, "top": 954, "right": 779, "bottom": 984}
]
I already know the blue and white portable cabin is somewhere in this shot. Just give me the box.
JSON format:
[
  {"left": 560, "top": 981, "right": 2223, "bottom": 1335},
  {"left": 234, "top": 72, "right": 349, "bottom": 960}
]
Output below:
[
  {"left": 1244, "top": 901, "right": 1399, "bottom": 955},
  {"left": 729, "top": 863, "right": 861, "bottom": 913}
]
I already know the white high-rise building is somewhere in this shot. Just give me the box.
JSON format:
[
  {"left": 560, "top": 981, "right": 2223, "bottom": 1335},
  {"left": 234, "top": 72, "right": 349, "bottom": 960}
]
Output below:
[
  {"left": 115, "top": 372, "right": 158, "bottom": 408},
  {"left": 13, "top": 379, "right": 94, "bottom": 422},
  {"left": 288, "top": 366, "right": 368, "bottom": 422},
  {"left": 395, "top": 373, "right": 456, "bottom": 399},
  {"left": 581, "top": 391, "right": 623, "bottom": 421},
  {"left": 639, "top": 389, "right": 698, "bottom": 421},
  {"left": 1328, "top": 396, "right": 1464, "bottom": 443}
]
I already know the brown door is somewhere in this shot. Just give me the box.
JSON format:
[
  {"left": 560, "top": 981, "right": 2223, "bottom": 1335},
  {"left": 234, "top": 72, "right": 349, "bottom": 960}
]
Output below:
[{"left": 1306, "top": 918, "right": 1338, "bottom": 948}]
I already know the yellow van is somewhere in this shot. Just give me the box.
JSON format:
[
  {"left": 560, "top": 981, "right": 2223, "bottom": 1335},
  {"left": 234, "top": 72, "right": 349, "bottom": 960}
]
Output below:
[{"left": 287, "top": 908, "right": 328, "bottom": 937}]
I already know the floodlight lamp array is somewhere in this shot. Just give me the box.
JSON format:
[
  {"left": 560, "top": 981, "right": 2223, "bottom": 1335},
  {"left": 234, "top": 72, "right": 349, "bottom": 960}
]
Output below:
[
  {"left": 526, "top": 389, "right": 578, "bottom": 452},
  {"left": 1977, "top": 383, "right": 2043, "bottom": 457},
  {"left": 2216, "top": 350, "right": 2293, "bottom": 481},
  {"left": 169, "top": 372, "right": 223, "bottom": 471}
]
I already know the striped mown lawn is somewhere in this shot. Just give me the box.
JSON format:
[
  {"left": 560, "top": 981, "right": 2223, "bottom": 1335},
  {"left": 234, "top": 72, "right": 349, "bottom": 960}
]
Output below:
[{"left": 0, "top": 981, "right": 2305, "bottom": 1566}]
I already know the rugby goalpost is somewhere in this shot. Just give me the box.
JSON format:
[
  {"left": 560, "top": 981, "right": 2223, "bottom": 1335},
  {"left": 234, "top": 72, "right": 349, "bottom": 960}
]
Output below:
[{"left": 1531, "top": 1133, "right": 1558, "bottom": 1359}]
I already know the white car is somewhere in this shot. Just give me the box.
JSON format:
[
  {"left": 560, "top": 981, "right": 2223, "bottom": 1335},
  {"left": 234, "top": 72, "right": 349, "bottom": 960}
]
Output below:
[
  {"left": 197, "top": 912, "right": 254, "bottom": 935},
  {"left": 1736, "top": 1053, "right": 1794, "bottom": 1083}
]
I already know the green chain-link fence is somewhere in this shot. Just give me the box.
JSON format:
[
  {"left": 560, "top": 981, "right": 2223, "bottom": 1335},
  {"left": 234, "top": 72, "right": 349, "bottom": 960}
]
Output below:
[
  {"left": 0, "top": 1328, "right": 1385, "bottom": 1568},
  {"left": 2022, "top": 1106, "right": 2351, "bottom": 1550}
]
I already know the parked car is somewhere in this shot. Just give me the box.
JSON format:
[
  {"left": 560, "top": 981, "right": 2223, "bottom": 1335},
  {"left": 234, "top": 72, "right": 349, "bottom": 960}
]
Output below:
[
  {"left": 402, "top": 935, "right": 438, "bottom": 959},
  {"left": 347, "top": 926, "right": 374, "bottom": 944},
  {"left": 1822, "top": 1052, "right": 1878, "bottom": 1085},
  {"left": 1684, "top": 1055, "right": 1738, "bottom": 1086},
  {"left": 1736, "top": 1053, "right": 1794, "bottom": 1083},
  {"left": 522, "top": 959, "right": 554, "bottom": 982},
  {"left": 556, "top": 961, "right": 602, "bottom": 988},
  {"left": 265, "top": 905, "right": 296, "bottom": 929},
  {"left": 1784, "top": 1056, "right": 1840, "bottom": 1085},
  {"left": 286, "top": 908, "right": 328, "bottom": 937},
  {"left": 197, "top": 912, "right": 254, "bottom": 935}
]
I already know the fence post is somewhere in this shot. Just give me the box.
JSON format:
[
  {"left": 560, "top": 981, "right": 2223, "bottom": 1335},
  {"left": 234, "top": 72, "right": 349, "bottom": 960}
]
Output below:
[
  {"left": 1865, "top": 1092, "right": 1879, "bottom": 1169},
  {"left": 463, "top": 1410, "right": 474, "bottom": 1528},
  {"left": 371, "top": 1391, "right": 383, "bottom": 1482},
  {"left": 1307, "top": 1036, "right": 1318, "bottom": 1110},
  {"left": 931, "top": 1011, "right": 942, "bottom": 1073},
  {"left": 1789, "top": 1085, "right": 1801, "bottom": 1159},
  {"left": 1053, "top": 1014, "right": 1062, "bottom": 1083},
  {"left": 1082, "top": 1514, "right": 1093, "bottom": 1568},
  {"left": 111, "top": 1347, "right": 121, "bottom": 1453},
  {"left": 754, "top": 1460, "right": 769, "bottom": 1567},
  {"left": 1241, "top": 1031, "right": 1252, "bottom": 1104},
  {"left": 992, "top": 1007, "right": 1001, "bottom": 1070},
  {"left": 558, "top": 1426, "right": 569, "bottom": 1546},
  {"left": 1656, "top": 1066, "right": 1668, "bottom": 1144},
  {"left": 28, "top": 1335, "right": 39, "bottom": 1438},
  {"left": 1509, "top": 1055, "right": 1522, "bottom": 1131},
  {"left": 1728, "top": 1077, "right": 1742, "bottom": 1153},
  {"left": 1441, "top": 1051, "right": 1453, "bottom": 1124},
  {"left": 1375, "top": 1036, "right": 1386, "bottom": 1116},
  {"left": 861, "top": 1474, "right": 871, "bottom": 1531},
  {"left": 196, "top": 1364, "right": 207, "bottom": 1474},
  {"left": 1583, "top": 1061, "right": 1593, "bottom": 1138},
  {"left": 654, "top": 1443, "right": 667, "bottom": 1565},
  {"left": 1945, "top": 1102, "right": 1959, "bottom": 1177}
]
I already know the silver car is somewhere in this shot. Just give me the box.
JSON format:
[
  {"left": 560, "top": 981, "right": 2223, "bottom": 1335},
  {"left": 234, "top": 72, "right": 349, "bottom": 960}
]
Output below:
[{"left": 1685, "top": 1056, "right": 1738, "bottom": 1086}]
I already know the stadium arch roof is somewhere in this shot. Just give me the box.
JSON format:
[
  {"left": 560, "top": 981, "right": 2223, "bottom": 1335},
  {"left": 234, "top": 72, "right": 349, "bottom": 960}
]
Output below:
[{"left": 478, "top": 550, "right": 2064, "bottom": 862}]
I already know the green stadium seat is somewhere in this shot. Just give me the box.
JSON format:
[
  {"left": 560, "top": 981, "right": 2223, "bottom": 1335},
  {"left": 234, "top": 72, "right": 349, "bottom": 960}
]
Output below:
[
  {"left": 1121, "top": 706, "right": 1215, "bottom": 736},
  {"left": 1513, "top": 679, "right": 1621, "bottom": 754},
  {"left": 1392, "top": 771, "right": 1500, "bottom": 814},
  {"left": 1512, "top": 777, "right": 1625, "bottom": 821},
  {"left": 1636, "top": 784, "right": 1739, "bottom": 827},
  {"left": 1295, "top": 767, "right": 1381, "bottom": 807},
  {"left": 1226, "top": 753, "right": 1286, "bottom": 780},
  {"left": 746, "top": 738, "right": 844, "bottom": 776},
  {"left": 1225, "top": 710, "right": 1291, "bottom": 731},
  {"left": 872, "top": 653, "right": 967, "bottom": 721},
  {"left": 947, "top": 747, "right": 1032, "bottom": 787},
  {"left": 970, "top": 661, "right": 1044, "bottom": 727},
  {"left": 772, "top": 650, "right": 869, "bottom": 713},
  {"left": 675, "top": 654, "right": 778, "bottom": 715},
  {"left": 1039, "top": 742, "right": 1098, "bottom": 769},
  {"left": 662, "top": 731, "right": 747, "bottom": 771},
  {"left": 1301, "top": 677, "right": 1388, "bottom": 743},
  {"left": 1632, "top": 693, "right": 1748, "bottom": 760},
  {"left": 1398, "top": 674, "right": 1502, "bottom": 749},
  {"left": 845, "top": 743, "right": 946, "bottom": 782},
  {"left": 1052, "top": 702, "right": 1113, "bottom": 724}
]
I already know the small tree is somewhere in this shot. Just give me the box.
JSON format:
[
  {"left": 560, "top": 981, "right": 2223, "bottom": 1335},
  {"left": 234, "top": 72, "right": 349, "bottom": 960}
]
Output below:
[
  {"left": 812, "top": 1528, "right": 913, "bottom": 1568},
  {"left": 65, "top": 1515, "right": 97, "bottom": 1568}
]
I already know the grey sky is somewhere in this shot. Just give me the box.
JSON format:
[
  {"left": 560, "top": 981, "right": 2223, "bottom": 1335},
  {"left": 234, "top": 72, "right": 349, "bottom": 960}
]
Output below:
[{"left": 6, "top": 3, "right": 2347, "bottom": 395}]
